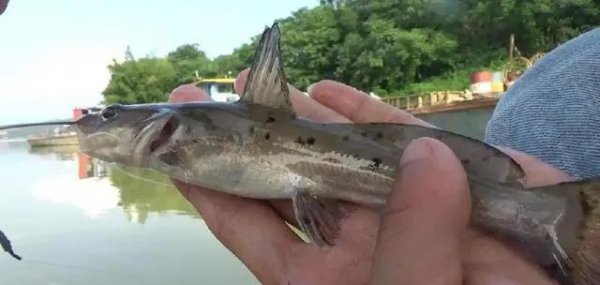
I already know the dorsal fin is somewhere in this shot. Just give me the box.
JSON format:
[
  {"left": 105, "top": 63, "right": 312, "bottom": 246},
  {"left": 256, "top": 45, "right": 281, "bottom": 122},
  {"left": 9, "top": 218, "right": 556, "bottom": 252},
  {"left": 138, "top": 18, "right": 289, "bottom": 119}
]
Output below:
[{"left": 240, "top": 22, "right": 295, "bottom": 115}]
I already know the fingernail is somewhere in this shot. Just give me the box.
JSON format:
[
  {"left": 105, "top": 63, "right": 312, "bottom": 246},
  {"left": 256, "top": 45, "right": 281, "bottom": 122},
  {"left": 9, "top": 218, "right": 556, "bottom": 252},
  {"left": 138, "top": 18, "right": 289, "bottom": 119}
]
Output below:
[{"left": 400, "top": 138, "right": 434, "bottom": 165}]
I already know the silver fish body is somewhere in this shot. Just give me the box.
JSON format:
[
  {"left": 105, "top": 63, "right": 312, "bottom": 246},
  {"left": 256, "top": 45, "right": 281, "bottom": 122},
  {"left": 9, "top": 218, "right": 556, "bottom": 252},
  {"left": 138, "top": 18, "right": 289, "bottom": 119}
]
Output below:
[
  {"left": 69, "top": 23, "right": 600, "bottom": 284},
  {"left": 82, "top": 101, "right": 522, "bottom": 204},
  {"left": 76, "top": 101, "right": 583, "bottom": 273}
]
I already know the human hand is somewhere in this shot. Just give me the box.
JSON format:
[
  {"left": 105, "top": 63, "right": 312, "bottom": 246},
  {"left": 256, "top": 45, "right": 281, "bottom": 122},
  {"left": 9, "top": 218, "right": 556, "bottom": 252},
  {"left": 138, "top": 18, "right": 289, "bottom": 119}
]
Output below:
[
  {"left": 168, "top": 71, "right": 570, "bottom": 285},
  {"left": 0, "top": 0, "right": 8, "bottom": 15}
]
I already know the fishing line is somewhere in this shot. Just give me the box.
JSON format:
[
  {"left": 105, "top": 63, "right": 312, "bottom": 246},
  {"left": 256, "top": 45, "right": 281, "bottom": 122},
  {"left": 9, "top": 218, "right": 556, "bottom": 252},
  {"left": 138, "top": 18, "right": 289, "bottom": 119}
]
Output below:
[
  {"left": 111, "top": 165, "right": 174, "bottom": 187},
  {"left": 20, "top": 258, "right": 117, "bottom": 274},
  {"left": 18, "top": 258, "right": 153, "bottom": 283},
  {"left": 0, "top": 121, "right": 75, "bottom": 131}
]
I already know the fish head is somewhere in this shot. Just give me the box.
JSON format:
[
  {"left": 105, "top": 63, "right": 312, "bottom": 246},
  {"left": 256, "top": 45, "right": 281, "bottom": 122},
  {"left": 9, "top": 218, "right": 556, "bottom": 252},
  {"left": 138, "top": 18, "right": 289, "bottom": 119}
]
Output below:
[{"left": 74, "top": 104, "right": 179, "bottom": 166}]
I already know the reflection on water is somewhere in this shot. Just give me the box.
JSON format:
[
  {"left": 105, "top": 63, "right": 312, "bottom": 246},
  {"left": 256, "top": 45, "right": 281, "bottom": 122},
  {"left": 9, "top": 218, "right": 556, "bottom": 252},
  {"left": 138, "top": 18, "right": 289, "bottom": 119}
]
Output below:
[
  {"left": 26, "top": 145, "right": 198, "bottom": 223},
  {"left": 109, "top": 166, "right": 198, "bottom": 223},
  {"left": 0, "top": 140, "right": 258, "bottom": 285},
  {"left": 27, "top": 145, "right": 80, "bottom": 161}
]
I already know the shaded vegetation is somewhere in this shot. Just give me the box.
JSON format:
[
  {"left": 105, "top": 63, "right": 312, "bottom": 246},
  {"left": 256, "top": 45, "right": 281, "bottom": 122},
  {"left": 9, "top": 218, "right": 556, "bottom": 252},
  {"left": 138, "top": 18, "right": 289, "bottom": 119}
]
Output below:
[{"left": 102, "top": 0, "right": 599, "bottom": 104}]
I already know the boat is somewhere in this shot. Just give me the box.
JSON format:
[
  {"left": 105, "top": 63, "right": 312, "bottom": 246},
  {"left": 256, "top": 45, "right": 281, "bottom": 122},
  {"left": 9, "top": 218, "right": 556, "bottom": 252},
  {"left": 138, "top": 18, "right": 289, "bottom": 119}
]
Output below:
[
  {"left": 194, "top": 77, "right": 239, "bottom": 102},
  {"left": 27, "top": 132, "right": 78, "bottom": 147}
]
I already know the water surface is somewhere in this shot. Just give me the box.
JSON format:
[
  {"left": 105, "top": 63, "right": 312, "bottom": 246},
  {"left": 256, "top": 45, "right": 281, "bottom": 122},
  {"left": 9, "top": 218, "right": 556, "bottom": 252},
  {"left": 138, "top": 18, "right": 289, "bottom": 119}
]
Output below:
[
  {"left": 0, "top": 141, "right": 259, "bottom": 285},
  {"left": 417, "top": 107, "right": 494, "bottom": 139}
]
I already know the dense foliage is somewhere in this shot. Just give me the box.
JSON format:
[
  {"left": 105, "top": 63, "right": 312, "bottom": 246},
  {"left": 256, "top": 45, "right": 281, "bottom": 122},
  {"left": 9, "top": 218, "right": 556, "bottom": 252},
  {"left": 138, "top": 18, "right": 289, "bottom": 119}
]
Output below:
[{"left": 102, "top": 0, "right": 599, "bottom": 104}]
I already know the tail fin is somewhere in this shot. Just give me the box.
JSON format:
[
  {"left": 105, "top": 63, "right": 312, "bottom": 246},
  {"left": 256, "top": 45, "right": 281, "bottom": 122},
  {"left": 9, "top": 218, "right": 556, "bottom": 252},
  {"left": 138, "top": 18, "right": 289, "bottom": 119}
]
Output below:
[{"left": 550, "top": 178, "right": 600, "bottom": 284}]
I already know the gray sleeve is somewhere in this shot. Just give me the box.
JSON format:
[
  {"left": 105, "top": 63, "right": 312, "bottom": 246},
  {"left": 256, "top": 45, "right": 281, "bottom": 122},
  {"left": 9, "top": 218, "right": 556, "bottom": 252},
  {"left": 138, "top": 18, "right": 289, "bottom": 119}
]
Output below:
[{"left": 484, "top": 27, "right": 600, "bottom": 179}]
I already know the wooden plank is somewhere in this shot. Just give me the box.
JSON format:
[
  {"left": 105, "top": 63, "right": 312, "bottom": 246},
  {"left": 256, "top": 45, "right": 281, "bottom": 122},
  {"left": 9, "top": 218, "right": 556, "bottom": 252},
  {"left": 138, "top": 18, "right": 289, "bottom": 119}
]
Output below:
[{"left": 406, "top": 97, "right": 500, "bottom": 115}]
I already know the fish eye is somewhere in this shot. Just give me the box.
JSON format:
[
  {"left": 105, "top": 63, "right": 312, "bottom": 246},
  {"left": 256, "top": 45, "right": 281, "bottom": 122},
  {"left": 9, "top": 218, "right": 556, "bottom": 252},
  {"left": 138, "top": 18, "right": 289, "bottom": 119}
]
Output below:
[{"left": 100, "top": 107, "right": 118, "bottom": 120}]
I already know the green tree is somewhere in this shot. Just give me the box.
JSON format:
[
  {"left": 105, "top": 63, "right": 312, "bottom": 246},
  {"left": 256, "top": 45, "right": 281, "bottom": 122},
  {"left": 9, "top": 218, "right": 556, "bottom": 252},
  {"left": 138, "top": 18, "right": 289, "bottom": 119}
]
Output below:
[
  {"left": 213, "top": 41, "right": 258, "bottom": 77},
  {"left": 101, "top": 0, "right": 600, "bottom": 101},
  {"left": 279, "top": 6, "right": 342, "bottom": 89},
  {"left": 340, "top": 19, "right": 457, "bottom": 91},
  {"left": 102, "top": 47, "right": 178, "bottom": 105},
  {"left": 167, "top": 43, "right": 215, "bottom": 84}
]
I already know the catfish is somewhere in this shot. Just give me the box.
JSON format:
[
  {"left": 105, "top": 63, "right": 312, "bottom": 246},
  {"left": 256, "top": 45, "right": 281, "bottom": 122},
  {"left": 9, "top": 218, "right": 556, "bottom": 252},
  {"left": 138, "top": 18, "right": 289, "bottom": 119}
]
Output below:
[{"left": 2, "top": 23, "right": 599, "bottom": 284}]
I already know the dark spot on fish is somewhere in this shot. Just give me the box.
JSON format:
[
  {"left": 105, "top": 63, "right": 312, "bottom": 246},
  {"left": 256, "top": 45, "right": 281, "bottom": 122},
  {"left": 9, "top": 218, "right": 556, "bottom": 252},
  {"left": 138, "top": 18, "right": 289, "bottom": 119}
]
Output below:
[
  {"left": 361, "top": 131, "right": 367, "bottom": 137},
  {"left": 322, "top": 157, "right": 341, "bottom": 164},
  {"left": 369, "top": 158, "right": 382, "bottom": 170},
  {"left": 303, "top": 217, "right": 311, "bottom": 225},
  {"left": 265, "top": 133, "right": 271, "bottom": 140},
  {"left": 249, "top": 126, "right": 255, "bottom": 135},
  {"left": 376, "top": 132, "right": 384, "bottom": 139},
  {"left": 306, "top": 137, "right": 315, "bottom": 145},
  {"left": 342, "top": 135, "right": 349, "bottom": 141},
  {"left": 436, "top": 134, "right": 443, "bottom": 140},
  {"left": 266, "top": 116, "right": 275, "bottom": 123},
  {"left": 186, "top": 126, "right": 193, "bottom": 133},
  {"left": 461, "top": 159, "right": 470, "bottom": 165},
  {"left": 353, "top": 153, "right": 360, "bottom": 158},
  {"left": 482, "top": 155, "right": 490, "bottom": 161},
  {"left": 317, "top": 201, "right": 325, "bottom": 208},
  {"left": 295, "top": 137, "right": 305, "bottom": 145}
]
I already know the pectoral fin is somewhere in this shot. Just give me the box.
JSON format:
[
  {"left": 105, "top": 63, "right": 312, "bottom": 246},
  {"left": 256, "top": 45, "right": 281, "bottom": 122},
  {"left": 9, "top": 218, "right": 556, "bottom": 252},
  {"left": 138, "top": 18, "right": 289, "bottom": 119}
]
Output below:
[
  {"left": 239, "top": 23, "right": 295, "bottom": 115},
  {"left": 292, "top": 188, "right": 346, "bottom": 247}
]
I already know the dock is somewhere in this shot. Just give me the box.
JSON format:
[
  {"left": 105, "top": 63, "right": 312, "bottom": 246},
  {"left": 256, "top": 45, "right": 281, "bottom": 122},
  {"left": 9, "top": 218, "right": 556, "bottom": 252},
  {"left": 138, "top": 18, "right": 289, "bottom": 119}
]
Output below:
[
  {"left": 381, "top": 90, "right": 502, "bottom": 115},
  {"left": 27, "top": 133, "right": 78, "bottom": 147}
]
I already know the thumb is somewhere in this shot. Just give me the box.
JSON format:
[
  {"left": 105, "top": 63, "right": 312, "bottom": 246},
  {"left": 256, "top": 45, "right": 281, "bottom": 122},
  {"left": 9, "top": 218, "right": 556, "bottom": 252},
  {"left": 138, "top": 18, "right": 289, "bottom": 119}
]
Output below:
[{"left": 370, "top": 137, "right": 471, "bottom": 285}]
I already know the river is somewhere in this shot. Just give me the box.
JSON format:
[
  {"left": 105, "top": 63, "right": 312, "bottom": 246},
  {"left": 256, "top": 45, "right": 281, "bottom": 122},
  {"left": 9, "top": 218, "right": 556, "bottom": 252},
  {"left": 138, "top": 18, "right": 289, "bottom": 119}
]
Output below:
[
  {"left": 0, "top": 107, "right": 495, "bottom": 285},
  {"left": 0, "top": 141, "right": 259, "bottom": 285}
]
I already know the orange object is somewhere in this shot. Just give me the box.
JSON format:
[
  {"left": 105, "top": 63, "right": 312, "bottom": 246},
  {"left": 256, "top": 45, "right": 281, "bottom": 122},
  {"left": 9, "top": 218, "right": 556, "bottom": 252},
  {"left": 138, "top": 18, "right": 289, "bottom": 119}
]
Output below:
[
  {"left": 73, "top": 108, "right": 85, "bottom": 120},
  {"left": 470, "top": 71, "right": 493, "bottom": 95},
  {"left": 78, "top": 153, "right": 90, "bottom": 179}
]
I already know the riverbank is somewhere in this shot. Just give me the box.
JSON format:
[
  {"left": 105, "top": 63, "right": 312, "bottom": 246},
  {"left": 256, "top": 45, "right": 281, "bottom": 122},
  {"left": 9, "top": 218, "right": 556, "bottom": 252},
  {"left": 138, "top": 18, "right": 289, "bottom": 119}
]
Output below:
[{"left": 26, "top": 133, "right": 78, "bottom": 147}]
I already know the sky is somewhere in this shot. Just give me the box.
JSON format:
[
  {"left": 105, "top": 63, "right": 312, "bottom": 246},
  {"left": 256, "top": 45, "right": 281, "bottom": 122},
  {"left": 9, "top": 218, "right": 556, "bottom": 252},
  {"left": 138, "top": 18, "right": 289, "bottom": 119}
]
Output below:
[{"left": 0, "top": 0, "right": 317, "bottom": 124}]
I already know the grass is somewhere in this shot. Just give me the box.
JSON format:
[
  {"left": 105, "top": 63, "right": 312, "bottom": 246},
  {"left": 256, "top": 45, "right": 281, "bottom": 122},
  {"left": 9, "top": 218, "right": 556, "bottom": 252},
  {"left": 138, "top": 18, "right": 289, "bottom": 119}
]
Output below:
[{"left": 381, "top": 55, "right": 510, "bottom": 97}]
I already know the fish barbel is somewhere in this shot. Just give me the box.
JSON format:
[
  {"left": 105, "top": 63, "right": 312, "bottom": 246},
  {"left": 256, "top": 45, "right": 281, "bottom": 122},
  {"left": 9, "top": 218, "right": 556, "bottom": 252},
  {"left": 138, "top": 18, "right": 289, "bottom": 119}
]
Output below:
[{"left": 2, "top": 23, "right": 600, "bottom": 284}]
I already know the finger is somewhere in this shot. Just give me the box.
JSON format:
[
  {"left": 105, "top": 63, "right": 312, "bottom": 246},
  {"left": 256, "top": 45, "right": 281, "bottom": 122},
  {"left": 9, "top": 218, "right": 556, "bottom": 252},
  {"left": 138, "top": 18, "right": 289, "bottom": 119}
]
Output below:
[
  {"left": 461, "top": 228, "right": 557, "bottom": 284},
  {"left": 172, "top": 180, "right": 299, "bottom": 284},
  {"left": 0, "top": 0, "right": 8, "bottom": 15},
  {"left": 168, "top": 83, "right": 211, "bottom": 102},
  {"left": 308, "top": 80, "right": 434, "bottom": 127},
  {"left": 234, "top": 68, "right": 351, "bottom": 123},
  {"left": 371, "top": 137, "right": 470, "bottom": 285},
  {"left": 497, "top": 146, "right": 572, "bottom": 187}
]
